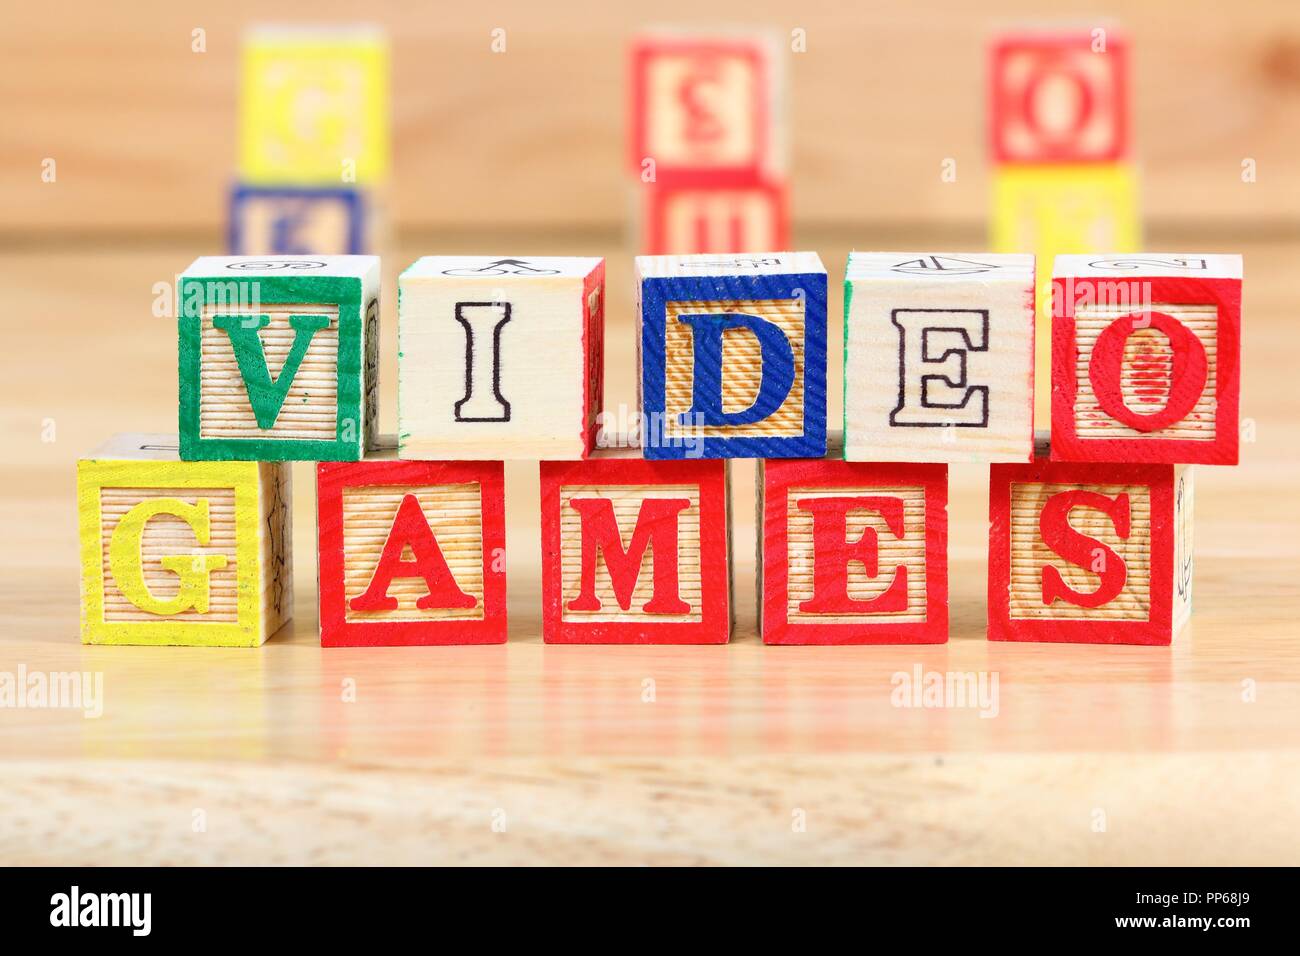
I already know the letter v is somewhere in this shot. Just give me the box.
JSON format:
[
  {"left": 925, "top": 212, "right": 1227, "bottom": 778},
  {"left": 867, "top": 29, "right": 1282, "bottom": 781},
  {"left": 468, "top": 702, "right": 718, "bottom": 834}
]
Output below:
[{"left": 213, "top": 313, "right": 331, "bottom": 428}]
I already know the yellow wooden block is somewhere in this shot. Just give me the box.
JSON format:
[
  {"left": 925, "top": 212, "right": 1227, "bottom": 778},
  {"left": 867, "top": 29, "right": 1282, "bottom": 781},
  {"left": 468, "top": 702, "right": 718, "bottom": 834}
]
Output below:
[
  {"left": 238, "top": 25, "right": 389, "bottom": 185},
  {"left": 991, "top": 162, "right": 1140, "bottom": 422},
  {"left": 78, "top": 434, "right": 292, "bottom": 646}
]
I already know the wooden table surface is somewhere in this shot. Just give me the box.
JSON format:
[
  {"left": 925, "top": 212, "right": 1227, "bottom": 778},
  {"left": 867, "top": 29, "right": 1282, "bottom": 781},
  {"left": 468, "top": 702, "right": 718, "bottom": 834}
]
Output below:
[{"left": 2, "top": 229, "right": 1297, "bottom": 865}]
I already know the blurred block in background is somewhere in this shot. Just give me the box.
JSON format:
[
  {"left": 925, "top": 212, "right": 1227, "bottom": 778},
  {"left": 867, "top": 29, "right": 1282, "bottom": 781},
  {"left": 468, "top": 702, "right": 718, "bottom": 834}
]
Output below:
[
  {"left": 629, "top": 29, "right": 784, "bottom": 181},
  {"left": 228, "top": 184, "right": 367, "bottom": 255},
  {"left": 640, "top": 178, "right": 787, "bottom": 254},
  {"left": 989, "top": 26, "right": 1129, "bottom": 164},
  {"left": 630, "top": 28, "right": 788, "bottom": 255},
  {"left": 239, "top": 24, "right": 389, "bottom": 185}
]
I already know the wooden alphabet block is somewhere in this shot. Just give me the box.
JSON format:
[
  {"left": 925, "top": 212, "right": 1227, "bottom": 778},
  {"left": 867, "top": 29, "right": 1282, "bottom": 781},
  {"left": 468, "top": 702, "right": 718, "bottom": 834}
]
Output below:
[
  {"left": 179, "top": 255, "right": 380, "bottom": 462},
  {"left": 637, "top": 252, "right": 827, "bottom": 459},
  {"left": 760, "top": 451, "right": 948, "bottom": 644},
  {"left": 317, "top": 456, "right": 506, "bottom": 646},
  {"left": 229, "top": 185, "right": 367, "bottom": 256},
  {"left": 398, "top": 256, "right": 604, "bottom": 460},
  {"left": 540, "top": 453, "right": 730, "bottom": 644},
  {"left": 1051, "top": 254, "right": 1242, "bottom": 465},
  {"left": 988, "top": 27, "right": 1129, "bottom": 164},
  {"left": 842, "top": 252, "right": 1035, "bottom": 463},
  {"left": 78, "top": 434, "right": 292, "bottom": 646},
  {"left": 989, "top": 448, "right": 1194, "bottom": 645},
  {"left": 239, "top": 25, "right": 389, "bottom": 185},
  {"left": 629, "top": 31, "right": 784, "bottom": 182},
  {"left": 641, "top": 178, "right": 788, "bottom": 255}
]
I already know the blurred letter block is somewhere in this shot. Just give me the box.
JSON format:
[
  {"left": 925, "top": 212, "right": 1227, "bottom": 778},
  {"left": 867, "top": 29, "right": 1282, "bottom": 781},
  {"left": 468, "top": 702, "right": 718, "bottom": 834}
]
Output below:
[
  {"left": 239, "top": 25, "right": 389, "bottom": 184},
  {"left": 1051, "top": 254, "right": 1242, "bottom": 465},
  {"left": 636, "top": 252, "right": 827, "bottom": 459},
  {"left": 78, "top": 434, "right": 292, "bottom": 646},
  {"left": 398, "top": 256, "right": 605, "bottom": 460},
  {"left": 541, "top": 454, "right": 730, "bottom": 644},
  {"left": 989, "top": 451, "right": 1194, "bottom": 645},
  {"left": 989, "top": 28, "right": 1128, "bottom": 164},
  {"left": 991, "top": 163, "right": 1139, "bottom": 316},
  {"left": 179, "top": 255, "right": 380, "bottom": 462},
  {"left": 317, "top": 457, "right": 506, "bottom": 647},
  {"left": 630, "top": 31, "right": 783, "bottom": 181},
  {"left": 760, "top": 453, "right": 948, "bottom": 645},
  {"left": 229, "top": 185, "right": 366, "bottom": 255},
  {"left": 641, "top": 178, "right": 787, "bottom": 255},
  {"left": 843, "top": 252, "right": 1035, "bottom": 463}
]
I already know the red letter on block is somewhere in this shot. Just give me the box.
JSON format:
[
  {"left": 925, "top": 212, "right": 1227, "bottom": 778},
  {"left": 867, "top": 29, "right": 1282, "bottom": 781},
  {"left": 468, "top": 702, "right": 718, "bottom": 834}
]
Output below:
[
  {"left": 540, "top": 457, "right": 730, "bottom": 644},
  {"left": 796, "top": 496, "right": 909, "bottom": 615},
  {"left": 567, "top": 497, "right": 691, "bottom": 614},
  {"left": 1088, "top": 311, "right": 1209, "bottom": 432},
  {"left": 350, "top": 493, "right": 478, "bottom": 612},
  {"left": 1038, "top": 489, "right": 1129, "bottom": 609}
]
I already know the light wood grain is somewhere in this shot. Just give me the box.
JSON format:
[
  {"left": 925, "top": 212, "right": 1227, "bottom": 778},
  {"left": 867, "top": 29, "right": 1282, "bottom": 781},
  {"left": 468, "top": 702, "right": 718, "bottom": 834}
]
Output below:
[{"left": 2, "top": 229, "right": 1298, "bottom": 864}]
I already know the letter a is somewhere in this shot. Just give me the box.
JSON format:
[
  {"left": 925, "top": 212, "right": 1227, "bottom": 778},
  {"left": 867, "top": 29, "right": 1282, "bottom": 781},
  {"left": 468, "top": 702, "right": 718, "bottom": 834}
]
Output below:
[{"left": 350, "top": 494, "right": 477, "bottom": 611}]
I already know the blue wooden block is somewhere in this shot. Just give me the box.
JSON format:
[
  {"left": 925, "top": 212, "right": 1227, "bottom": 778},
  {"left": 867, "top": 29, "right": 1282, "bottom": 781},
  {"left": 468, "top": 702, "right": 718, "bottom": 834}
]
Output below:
[
  {"left": 636, "top": 253, "right": 828, "bottom": 459},
  {"left": 228, "top": 184, "right": 366, "bottom": 256}
]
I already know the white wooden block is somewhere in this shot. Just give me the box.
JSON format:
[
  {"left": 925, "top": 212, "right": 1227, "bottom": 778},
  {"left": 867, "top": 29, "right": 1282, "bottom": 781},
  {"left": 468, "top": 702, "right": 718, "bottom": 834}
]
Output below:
[
  {"left": 398, "top": 256, "right": 605, "bottom": 460},
  {"left": 843, "top": 252, "right": 1035, "bottom": 463}
]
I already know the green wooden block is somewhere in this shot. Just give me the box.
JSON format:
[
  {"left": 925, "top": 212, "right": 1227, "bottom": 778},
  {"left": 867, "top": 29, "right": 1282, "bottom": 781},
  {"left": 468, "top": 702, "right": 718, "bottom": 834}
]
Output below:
[{"left": 178, "top": 256, "right": 380, "bottom": 461}]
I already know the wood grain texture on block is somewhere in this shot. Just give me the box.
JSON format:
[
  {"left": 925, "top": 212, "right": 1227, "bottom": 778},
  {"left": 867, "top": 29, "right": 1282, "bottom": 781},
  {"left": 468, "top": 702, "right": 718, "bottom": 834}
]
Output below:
[
  {"left": 629, "top": 30, "right": 784, "bottom": 181},
  {"left": 988, "top": 448, "right": 1186, "bottom": 646},
  {"left": 843, "top": 252, "right": 1035, "bottom": 463},
  {"left": 1051, "top": 254, "right": 1242, "bottom": 465},
  {"left": 239, "top": 24, "right": 389, "bottom": 185},
  {"left": 77, "top": 433, "right": 291, "bottom": 647},
  {"left": 760, "top": 453, "right": 948, "bottom": 644},
  {"left": 398, "top": 256, "right": 604, "bottom": 461},
  {"left": 228, "top": 185, "right": 368, "bottom": 256},
  {"left": 178, "top": 255, "right": 380, "bottom": 461},
  {"left": 637, "top": 252, "right": 827, "bottom": 459},
  {"left": 540, "top": 453, "right": 730, "bottom": 644},
  {"left": 988, "top": 27, "right": 1129, "bottom": 164},
  {"left": 317, "top": 457, "right": 506, "bottom": 647},
  {"left": 640, "top": 178, "right": 788, "bottom": 256}
]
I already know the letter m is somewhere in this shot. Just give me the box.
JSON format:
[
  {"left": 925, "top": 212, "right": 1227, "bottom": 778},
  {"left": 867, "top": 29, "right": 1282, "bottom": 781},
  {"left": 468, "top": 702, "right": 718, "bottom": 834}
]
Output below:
[{"left": 567, "top": 497, "right": 691, "bottom": 614}]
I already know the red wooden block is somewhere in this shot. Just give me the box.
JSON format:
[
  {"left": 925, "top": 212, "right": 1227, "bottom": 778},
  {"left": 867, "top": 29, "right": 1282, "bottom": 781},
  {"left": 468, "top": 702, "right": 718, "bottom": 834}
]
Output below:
[
  {"left": 760, "top": 456, "right": 948, "bottom": 645},
  {"left": 1051, "top": 254, "right": 1242, "bottom": 465},
  {"left": 988, "top": 28, "right": 1129, "bottom": 163},
  {"left": 540, "top": 454, "right": 730, "bottom": 644},
  {"left": 640, "top": 177, "right": 788, "bottom": 255},
  {"left": 989, "top": 449, "right": 1194, "bottom": 646},
  {"left": 629, "top": 33, "right": 779, "bottom": 182},
  {"left": 317, "top": 458, "right": 506, "bottom": 646}
]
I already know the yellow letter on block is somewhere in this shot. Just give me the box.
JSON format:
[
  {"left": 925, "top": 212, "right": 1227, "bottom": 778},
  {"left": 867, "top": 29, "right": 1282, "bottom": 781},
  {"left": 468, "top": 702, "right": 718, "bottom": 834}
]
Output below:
[
  {"left": 239, "top": 26, "right": 389, "bottom": 185},
  {"left": 108, "top": 498, "right": 228, "bottom": 616},
  {"left": 78, "top": 435, "right": 293, "bottom": 646}
]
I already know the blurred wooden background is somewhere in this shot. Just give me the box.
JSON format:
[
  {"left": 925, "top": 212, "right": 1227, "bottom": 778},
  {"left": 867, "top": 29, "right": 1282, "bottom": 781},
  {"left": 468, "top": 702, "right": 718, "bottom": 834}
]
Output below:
[{"left": 2, "top": 0, "right": 1298, "bottom": 238}]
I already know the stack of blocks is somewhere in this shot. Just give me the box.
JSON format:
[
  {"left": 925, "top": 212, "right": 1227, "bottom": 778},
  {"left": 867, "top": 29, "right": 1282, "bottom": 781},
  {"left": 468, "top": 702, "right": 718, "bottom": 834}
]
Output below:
[
  {"left": 229, "top": 25, "right": 389, "bottom": 256},
  {"left": 76, "top": 246, "right": 1241, "bottom": 649},
  {"left": 629, "top": 31, "right": 788, "bottom": 255}
]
